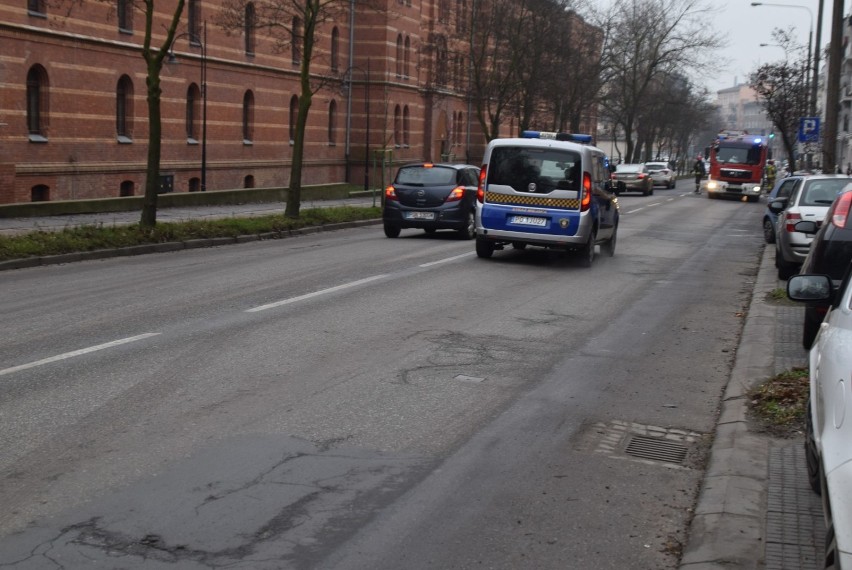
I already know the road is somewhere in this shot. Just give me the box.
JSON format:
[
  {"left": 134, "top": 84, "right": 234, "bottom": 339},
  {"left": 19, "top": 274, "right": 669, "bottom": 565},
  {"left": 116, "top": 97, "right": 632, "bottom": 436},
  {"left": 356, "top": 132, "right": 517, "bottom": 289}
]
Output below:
[{"left": 0, "top": 184, "right": 764, "bottom": 569}]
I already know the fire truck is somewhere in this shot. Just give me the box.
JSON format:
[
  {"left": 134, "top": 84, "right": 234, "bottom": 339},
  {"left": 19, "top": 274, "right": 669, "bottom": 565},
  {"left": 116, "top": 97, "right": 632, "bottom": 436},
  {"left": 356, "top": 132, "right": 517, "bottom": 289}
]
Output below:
[{"left": 701, "top": 131, "right": 768, "bottom": 202}]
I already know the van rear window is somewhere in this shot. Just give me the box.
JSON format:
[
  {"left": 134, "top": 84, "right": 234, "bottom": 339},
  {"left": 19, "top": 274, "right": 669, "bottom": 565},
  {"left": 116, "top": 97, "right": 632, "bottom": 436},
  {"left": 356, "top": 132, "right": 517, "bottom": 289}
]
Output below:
[{"left": 489, "top": 147, "right": 581, "bottom": 193}]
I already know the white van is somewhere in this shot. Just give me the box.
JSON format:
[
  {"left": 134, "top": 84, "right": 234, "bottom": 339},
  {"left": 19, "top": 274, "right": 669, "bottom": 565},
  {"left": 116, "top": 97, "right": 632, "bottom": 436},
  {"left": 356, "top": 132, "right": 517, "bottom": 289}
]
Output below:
[{"left": 474, "top": 131, "right": 619, "bottom": 267}]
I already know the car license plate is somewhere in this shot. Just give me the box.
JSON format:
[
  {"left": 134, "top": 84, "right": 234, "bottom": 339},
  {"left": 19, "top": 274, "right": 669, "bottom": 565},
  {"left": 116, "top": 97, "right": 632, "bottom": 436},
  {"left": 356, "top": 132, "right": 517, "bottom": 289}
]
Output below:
[
  {"left": 510, "top": 215, "right": 547, "bottom": 227},
  {"left": 405, "top": 211, "right": 435, "bottom": 220}
]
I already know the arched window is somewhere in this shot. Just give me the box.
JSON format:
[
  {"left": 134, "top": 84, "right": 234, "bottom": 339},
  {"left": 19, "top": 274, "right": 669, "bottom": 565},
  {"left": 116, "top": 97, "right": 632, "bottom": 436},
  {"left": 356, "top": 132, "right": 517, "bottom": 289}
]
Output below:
[
  {"left": 243, "top": 90, "right": 254, "bottom": 142},
  {"left": 394, "top": 105, "right": 401, "bottom": 146},
  {"left": 291, "top": 17, "right": 302, "bottom": 65},
  {"left": 328, "top": 99, "right": 337, "bottom": 145},
  {"left": 456, "top": 0, "right": 466, "bottom": 33},
  {"left": 186, "top": 83, "right": 201, "bottom": 141},
  {"left": 289, "top": 94, "right": 298, "bottom": 143},
  {"left": 26, "top": 65, "right": 48, "bottom": 139},
  {"left": 31, "top": 184, "right": 49, "bottom": 201},
  {"left": 396, "top": 35, "right": 403, "bottom": 77},
  {"left": 435, "top": 36, "right": 448, "bottom": 86},
  {"left": 117, "top": 0, "right": 133, "bottom": 32},
  {"left": 439, "top": 0, "right": 449, "bottom": 22},
  {"left": 331, "top": 27, "right": 340, "bottom": 72},
  {"left": 116, "top": 74, "right": 134, "bottom": 139},
  {"left": 403, "top": 105, "right": 410, "bottom": 147},
  {"left": 120, "top": 180, "right": 134, "bottom": 196},
  {"left": 244, "top": 175, "right": 255, "bottom": 188},
  {"left": 188, "top": 0, "right": 200, "bottom": 44},
  {"left": 27, "top": 0, "right": 45, "bottom": 16},
  {"left": 404, "top": 36, "right": 411, "bottom": 78},
  {"left": 245, "top": 3, "right": 256, "bottom": 55}
]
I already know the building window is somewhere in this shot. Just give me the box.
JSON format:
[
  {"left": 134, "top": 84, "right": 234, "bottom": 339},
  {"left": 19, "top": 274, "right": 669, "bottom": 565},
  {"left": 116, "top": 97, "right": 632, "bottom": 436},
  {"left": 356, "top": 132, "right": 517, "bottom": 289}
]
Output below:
[
  {"left": 403, "top": 105, "right": 410, "bottom": 147},
  {"left": 116, "top": 75, "right": 134, "bottom": 140},
  {"left": 331, "top": 27, "right": 339, "bottom": 72},
  {"left": 244, "top": 175, "right": 255, "bottom": 188},
  {"left": 291, "top": 17, "right": 302, "bottom": 65},
  {"left": 31, "top": 184, "right": 49, "bottom": 201},
  {"left": 188, "top": 0, "right": 201, "bottom": 44},
  {"left": 328, "top": 99, "right": 337, "bottom": 145},
  {"left": 394, "top": 105, "right": 401, "bottom": 147},
  {"left": 435, "top": 36, "right": 448, "bottom": 86},
  {"left": 289, "top": 94, "right": 298, "bottom": 143},
  {"left": 186, "top": 83, "right": 201, "bottom": 141},
  {"left": 120, "top": 180, "right": 134, "bottom": 196},
  {"left": 456, "top": 0, "right": 466, "bottom": 33},
  {"left": 26, "top": 65, "right": 48, "bottom": 140},
  {"left": 189, "top": 177, "right": 201, "bottom": 192},
  {"left": 404, "top": 36, "right": 411, "bottom": 78},
  {"left": 245, "top": 3, "right": 256, "bottom": 55},
  {"left": 27, "top": 0, "right": 45, "bottom": 16},
  {"left": 243, "top": 90, "right": 254, "bottom": 143},
  {"left": 396, "top": 35, "right": 403, "bottom": 77},
  {"left": 439, "top": 0, "right": 449, "bottom": 23},
  {"left": 117, "top": 0, "right": 132, "bottom": 32}
]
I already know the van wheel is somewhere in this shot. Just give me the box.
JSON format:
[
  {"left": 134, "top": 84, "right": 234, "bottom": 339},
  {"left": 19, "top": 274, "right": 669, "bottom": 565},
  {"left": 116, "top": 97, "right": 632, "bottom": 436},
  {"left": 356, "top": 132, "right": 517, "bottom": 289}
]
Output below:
[
  {"left": 805, "top": 404, "right": 822, "bottom": 495},
  {"left": 578, "top": 231, "right": 596, "bottom": 267},
  {"left": 384, "top": 223, "right": 401, "bottom": 238},
  {"left": 476, "top": 237, "right": 494, "bottom": 258}
]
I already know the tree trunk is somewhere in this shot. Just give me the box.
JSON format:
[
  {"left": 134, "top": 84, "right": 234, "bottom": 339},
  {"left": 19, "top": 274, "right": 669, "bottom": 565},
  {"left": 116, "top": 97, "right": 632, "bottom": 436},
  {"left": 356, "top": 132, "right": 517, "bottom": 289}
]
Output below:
[{"left": 141, "top": 61, "right": 163, "bottom": 228}]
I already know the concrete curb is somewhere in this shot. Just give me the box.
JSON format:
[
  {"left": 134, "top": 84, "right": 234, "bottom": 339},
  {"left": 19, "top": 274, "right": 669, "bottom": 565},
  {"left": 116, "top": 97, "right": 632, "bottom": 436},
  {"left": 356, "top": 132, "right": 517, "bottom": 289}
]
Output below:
[
  {"left": 679, "top": 246, "right": 778, "bottom": 569},
  {"left": 0, "top": 218, "right": 382, "bottom": 272}
]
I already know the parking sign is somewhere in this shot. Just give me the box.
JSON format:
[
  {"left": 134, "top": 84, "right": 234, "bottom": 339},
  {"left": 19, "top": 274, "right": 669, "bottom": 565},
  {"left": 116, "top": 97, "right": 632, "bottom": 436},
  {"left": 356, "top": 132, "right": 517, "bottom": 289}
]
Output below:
[{"left": 799, "top": 118, "right": 820, "bottom": 143}]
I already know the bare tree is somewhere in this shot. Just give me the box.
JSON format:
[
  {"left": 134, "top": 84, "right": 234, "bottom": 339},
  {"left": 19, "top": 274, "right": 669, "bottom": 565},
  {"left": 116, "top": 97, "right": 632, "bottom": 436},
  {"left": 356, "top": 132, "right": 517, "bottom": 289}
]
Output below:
[
  {"left": 217, "top": 0, "right": 379, "bottom": 218},
  {"left": 749, "top": 29, "right": 810, "bottom": 169},
  {"left": 598, "top": 0, "right": 719, "bottom": 162}
]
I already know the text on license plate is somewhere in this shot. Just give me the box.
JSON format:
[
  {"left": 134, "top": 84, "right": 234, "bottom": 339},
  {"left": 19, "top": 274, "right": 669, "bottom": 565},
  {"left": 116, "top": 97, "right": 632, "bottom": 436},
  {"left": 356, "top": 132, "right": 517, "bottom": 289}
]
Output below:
[
  {"left": 405, "top": 211, "right": 436, "bottom": 220},
  {"left": 510, "top": 215, "right": 547, "bottom": 227}
]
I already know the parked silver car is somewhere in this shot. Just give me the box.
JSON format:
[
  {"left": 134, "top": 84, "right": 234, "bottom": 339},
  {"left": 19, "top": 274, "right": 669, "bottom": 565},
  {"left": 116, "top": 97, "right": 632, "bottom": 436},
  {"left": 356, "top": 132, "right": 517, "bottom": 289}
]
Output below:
[
  {"left": 788, "top": 265, "right": 852, "bottom": 569},
  {"left": 611, "top": 163, "right": 654, "bottom": 196},
  {"left": 768, "top": 174, "right": 850, "bottom": 279},
  {"left": 644, "top": 161, "right": 675, "bottom": 189}
]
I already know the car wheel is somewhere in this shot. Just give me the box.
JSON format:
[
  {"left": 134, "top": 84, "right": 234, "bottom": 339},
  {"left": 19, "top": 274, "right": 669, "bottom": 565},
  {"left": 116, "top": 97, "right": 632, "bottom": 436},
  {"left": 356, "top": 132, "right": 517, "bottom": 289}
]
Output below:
[
  {"left": 602, "top": 225, "right": 616, "bottom": 257},
  {"left": 384, "top": 223, "right": 401, "bottom": 238},
  {"left": 826, "top": 520, "right": 838, "bottom": 569},
  {"left": 457, "top": 210, "right": 476, "bottom": 240},
  {"left": 578, "top": 230, "right": 596, "bottom": 267},
  {"left": 475, "top": 237, "right": 494, "bottom": 258},
  {"left": 668, "top": 181, "right": 675, "bottom": 189},
  {"left": 763, "top": 218, "right": 776, "bottom": 244},
  {"left": 776, "top": 249, "right": 798, "bottom": 280},
  {"left": 805, "top": 403, "right": 822, "bottom": 495},
  {"left": 803, "top": 310, "right": 821, "bottom": 350}
]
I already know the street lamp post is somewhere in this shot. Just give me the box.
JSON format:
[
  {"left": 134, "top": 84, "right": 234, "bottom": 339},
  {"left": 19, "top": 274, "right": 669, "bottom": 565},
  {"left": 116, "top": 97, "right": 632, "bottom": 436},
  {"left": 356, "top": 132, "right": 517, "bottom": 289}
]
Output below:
[
  {"left": 751, "top": 2, "right": 815, "bottom": 117},
  {"left": 168, "top": 22, "right": 207, "bottom": 191}
]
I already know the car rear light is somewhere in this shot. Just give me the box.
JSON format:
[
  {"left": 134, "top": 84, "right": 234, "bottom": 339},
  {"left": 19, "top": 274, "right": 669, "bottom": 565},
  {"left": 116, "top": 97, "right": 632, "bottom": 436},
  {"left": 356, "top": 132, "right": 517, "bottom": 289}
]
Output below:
[
  {"left": 581, "top": 172, "right": 592, "bottom": 211},
  {"left": 784, "top": 212, "right": 801, "bottom": 233},
  {"left": 385, "top": 185, "right": 398, "bottom": 201},
  {"left": 610, "top": 173, "right": 616, "bottom": 180},
  {"left": 477, "top": 166, "right": 487, "bottom": 203},
  {"left": 637, "top": 173, "right": 647, "bottom": 179},
  {"left": 831, "top": 191, "right": 852, "bottom": 228},
  {"left": 446, "top": 186, "right": 465, "bottom": 202}
]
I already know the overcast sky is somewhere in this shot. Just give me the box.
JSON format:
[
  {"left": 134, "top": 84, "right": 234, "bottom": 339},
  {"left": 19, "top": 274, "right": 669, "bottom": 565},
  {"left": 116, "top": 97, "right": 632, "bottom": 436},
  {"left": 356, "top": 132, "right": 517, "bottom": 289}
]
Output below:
[{"left": 701, "top": 0, "right": 834, "bottom": 96}]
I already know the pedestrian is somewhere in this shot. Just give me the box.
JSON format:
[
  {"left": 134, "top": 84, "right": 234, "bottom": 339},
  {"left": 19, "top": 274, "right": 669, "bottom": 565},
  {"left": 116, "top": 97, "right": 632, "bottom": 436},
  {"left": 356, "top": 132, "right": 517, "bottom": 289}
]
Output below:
[
  {"left": 693, "top": 156, "right": 706, "bottom": 193},
  {"left": 764, "top": 160, "right": 777, "bottom": 192}
]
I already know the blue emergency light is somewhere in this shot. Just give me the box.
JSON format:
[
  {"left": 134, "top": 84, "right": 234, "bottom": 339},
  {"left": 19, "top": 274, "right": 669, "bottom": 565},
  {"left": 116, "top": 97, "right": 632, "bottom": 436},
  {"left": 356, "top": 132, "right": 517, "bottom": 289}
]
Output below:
[{"left": 521, "top": 130, "right": 593, "bottom": 144}]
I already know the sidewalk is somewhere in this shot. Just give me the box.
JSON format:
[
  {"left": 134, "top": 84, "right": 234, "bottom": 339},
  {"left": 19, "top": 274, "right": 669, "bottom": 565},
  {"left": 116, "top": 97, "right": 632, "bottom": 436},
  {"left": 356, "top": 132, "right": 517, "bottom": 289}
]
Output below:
[{"left": 680, "top": 246, "right": 823, "bottom": 569}]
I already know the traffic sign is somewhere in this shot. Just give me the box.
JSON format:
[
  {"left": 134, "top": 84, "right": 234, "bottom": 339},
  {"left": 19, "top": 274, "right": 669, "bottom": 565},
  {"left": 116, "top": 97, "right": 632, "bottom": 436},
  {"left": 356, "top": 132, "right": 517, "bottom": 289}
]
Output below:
[{"left": 798, "top": 118, "right": 820, "bottom": 143}]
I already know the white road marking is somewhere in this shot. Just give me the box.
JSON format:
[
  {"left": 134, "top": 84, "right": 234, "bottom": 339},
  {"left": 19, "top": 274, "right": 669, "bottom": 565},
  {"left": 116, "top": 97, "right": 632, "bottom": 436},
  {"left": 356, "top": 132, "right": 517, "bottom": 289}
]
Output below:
[
  {"left": 246, "top": 274, "right": 389, "bottom": 313},
  {"left": 0, "top": 333, "right": 161, "bottom": 377},
  {"left": 419, "top": 252, "right": 474, "bottom": 267}
]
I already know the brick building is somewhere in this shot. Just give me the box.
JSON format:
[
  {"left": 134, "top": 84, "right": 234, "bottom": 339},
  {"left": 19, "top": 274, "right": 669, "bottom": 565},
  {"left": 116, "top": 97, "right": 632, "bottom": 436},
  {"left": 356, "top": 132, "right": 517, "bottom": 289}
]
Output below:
[{"left": 0, "top": 0, "right": 598, "bottom": 204}]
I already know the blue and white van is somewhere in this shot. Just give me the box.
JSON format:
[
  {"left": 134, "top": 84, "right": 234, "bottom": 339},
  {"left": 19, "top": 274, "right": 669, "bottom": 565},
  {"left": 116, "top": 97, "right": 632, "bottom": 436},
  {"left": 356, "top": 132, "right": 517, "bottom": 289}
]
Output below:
[{"left": 474, "top": 131, "right": 619, "bottom": 267}]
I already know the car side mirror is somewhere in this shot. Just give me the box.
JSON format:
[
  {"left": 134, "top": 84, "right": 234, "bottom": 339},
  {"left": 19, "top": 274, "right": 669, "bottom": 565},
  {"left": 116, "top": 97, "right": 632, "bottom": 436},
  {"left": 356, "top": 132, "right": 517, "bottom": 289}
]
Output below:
[
  {"left": 787, "top": 274, "right": 833, "bottom": 303},
  {"left": 794, "top": 220, "right": 819, "bottom": 234},
  {"left": 768, "top": 198, "right": 788, "bottom": 214}
]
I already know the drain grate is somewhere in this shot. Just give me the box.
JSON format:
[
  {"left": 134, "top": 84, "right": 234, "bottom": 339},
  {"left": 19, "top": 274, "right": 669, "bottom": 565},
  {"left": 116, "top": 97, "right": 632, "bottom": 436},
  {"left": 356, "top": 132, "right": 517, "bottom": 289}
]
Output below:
[{"left": 624, "top": 435, "right": 688, "bottom": 465}]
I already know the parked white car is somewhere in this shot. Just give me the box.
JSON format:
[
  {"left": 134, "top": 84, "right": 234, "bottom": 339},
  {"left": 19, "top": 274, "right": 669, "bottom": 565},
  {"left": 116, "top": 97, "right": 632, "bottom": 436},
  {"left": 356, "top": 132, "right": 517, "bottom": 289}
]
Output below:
[
  {"left": 644, "top": 161, "right": 675, "bottom": 189},
  {"left": 788, "top": 266, "right": 852, "bottom": 568}
]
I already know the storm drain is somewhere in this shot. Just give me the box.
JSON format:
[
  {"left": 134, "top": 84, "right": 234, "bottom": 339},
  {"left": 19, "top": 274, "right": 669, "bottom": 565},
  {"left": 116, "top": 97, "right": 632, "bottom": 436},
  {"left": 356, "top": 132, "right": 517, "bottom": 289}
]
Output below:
[{"left": 624, "top": 435, "right": 688, "bottom": 465}]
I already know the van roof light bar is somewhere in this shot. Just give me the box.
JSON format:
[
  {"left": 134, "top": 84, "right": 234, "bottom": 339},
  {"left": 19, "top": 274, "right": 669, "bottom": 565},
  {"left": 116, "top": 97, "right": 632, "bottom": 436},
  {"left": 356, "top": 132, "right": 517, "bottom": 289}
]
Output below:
[{"left": 521, "top": 131, "right": 593, "bottom": 144}]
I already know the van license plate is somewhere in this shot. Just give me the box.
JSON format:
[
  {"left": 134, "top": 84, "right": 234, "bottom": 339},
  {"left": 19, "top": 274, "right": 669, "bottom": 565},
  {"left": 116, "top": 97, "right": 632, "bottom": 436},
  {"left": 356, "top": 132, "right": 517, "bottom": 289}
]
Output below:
[
  {"left": 510, "top": 215, "right": 547, "bottom": 227},
  {"left": 405, "top": 212, "right": 435, "bottom": 220}
]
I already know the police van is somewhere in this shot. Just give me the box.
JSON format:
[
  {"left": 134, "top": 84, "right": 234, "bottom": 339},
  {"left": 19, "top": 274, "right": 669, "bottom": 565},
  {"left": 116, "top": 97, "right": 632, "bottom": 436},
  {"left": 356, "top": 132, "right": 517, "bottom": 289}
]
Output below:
[{"left": 474, "top": 131, "right": 619, "bottom": 267}]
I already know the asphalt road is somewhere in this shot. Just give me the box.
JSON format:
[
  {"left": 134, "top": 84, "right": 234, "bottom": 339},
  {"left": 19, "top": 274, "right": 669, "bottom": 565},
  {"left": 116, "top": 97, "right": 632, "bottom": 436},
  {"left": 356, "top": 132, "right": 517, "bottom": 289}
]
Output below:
[{"left": 0, "top": 183, "right": 765, "bottom": 569}]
